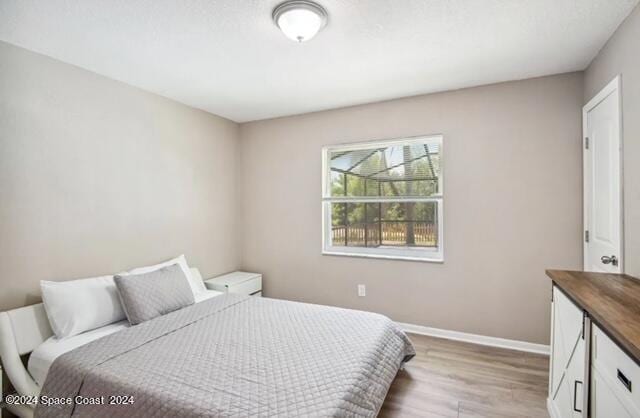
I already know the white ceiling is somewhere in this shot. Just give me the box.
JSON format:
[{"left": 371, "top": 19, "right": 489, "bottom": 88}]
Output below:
[{"left": 1, "top": 0, "right": 638, "bottom": 122}]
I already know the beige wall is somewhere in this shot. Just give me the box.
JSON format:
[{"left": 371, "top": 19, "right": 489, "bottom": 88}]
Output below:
[
  {"left": 239, "top": 73, "right": 584, "bottom": 344},
  {"left": 584, "top": 4, "right": 640, "bottom": 277},
  {"left": 0, "top": 41, "right": 241, "bottom": 310},
  {"left": 0, "top": 38, "right": 587, "bottom": 344}
]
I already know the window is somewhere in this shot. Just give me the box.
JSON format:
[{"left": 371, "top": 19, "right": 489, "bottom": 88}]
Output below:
[{"left": 322, "top": 135, "right": 443, "bottom": 262}]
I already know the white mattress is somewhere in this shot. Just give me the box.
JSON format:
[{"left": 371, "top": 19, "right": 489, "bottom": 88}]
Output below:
[{"left": 28, "top": 290, "right": 223, "bottom": 386}]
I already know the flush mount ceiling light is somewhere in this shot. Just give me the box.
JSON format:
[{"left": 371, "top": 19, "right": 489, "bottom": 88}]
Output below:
[{"left": 272, "top": 0, "right": 328, "bottom": 43}]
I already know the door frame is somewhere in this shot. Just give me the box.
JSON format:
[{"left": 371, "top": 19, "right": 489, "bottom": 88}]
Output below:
[{"left": 582, "top": 75, "right": 624, "bottom": 273}]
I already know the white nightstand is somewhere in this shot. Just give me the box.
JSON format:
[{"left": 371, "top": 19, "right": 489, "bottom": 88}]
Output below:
[{"left": 205, "top": 271, "right": 262, "bottom": 296}]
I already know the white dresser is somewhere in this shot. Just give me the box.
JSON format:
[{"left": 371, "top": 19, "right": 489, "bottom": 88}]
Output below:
[
  {"left": 591, "top": 325, "right": 640, "bottom": 417},
  {"left": 205, "top": 271, "right": 262, "bottom": 296},
  {"left": 547, "top": 270, "right": 640, "bottom": 418}
]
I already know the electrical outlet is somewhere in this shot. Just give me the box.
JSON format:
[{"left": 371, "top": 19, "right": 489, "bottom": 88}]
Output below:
[{"left": 358, "top": 284, "right": 366, "bottom": 297}]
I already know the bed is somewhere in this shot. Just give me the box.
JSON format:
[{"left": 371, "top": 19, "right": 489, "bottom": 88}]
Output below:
[{"left": 0, "top": 268, "right": 414, "bottom": 418}]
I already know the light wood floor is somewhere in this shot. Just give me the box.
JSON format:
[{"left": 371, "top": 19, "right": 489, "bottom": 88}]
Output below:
[{"left": 379, "top": 333, "right": 550, "bottom": 418}]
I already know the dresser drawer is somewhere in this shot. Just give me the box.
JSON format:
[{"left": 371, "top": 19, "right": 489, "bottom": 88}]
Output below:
[
  {"left": 592, "top": 367, "right": 636, "bottom": 418},
  {"left": 227, "top": 276, "right": 261, "bottom": 295},
  {"left": 592, "top": 324, "right": 640, "bottom": 414}
]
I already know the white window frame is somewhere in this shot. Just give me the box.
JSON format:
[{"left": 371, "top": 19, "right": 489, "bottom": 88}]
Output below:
[{"left": 321, "top": 134, "right": 444, "bottom": 262}]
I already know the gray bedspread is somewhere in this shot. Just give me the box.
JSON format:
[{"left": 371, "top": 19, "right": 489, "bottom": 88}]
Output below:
[{"left": 36, "top": 294, "right": 415, "bottom": 417}]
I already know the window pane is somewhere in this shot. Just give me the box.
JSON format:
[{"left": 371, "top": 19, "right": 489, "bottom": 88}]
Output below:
[
  {"left": 328, "top": 141, "right": 441, "bottom": 198},
  {"left": 330, "top": 201, "right": 438, "bottom": 248}
]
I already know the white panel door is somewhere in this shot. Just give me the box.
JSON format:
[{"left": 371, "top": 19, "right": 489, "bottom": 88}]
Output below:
[{"left": 583, "top": 76, "right": 623, "bottom": 273}]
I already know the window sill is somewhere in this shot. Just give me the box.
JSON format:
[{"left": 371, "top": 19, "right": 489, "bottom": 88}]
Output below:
[{"left": 322, "top": 250, "right": 444, "bottom": 263}]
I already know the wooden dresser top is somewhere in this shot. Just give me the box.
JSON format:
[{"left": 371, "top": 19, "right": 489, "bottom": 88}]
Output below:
[{"left": 546, "top": 269, "right": 640, "bottom": 362}]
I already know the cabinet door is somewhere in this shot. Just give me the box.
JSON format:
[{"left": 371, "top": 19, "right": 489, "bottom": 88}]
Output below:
[
  {"left": 549, "top": 286, "right": 586, "bottom": 418},
  {"left": 592, "top": 368, "right": 634, "bottom": 418}
]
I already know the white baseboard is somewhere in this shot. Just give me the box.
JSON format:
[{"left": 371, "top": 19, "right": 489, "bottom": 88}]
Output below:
[{"left": 397, "top": 322, "right": 550, "bottom": 355}]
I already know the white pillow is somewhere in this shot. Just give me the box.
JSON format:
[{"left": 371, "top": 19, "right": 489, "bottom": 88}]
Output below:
[
  {"left": 41, "top": 275, "right": 126, "bottom": 339},
  {"left": 189, "top": 267, "right": 208, "bottom": 294},
  {"left": 125, "top": 255, "right": 206, "bottom": 296}
]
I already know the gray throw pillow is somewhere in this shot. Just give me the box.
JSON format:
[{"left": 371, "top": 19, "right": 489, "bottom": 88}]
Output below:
[{"left": 114, "top": 263, "right": 195, "bottom": 325}]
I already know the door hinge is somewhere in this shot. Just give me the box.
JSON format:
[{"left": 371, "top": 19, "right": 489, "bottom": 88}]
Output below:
[
  {"left": 582, "top": 313, "right": 586, "bottom": 339},
  {"left": 585, "top": 230, "right": 589, "bottom": 243},
  {"left": 585, "top": 137, "right": 589, "bottom": 150}
]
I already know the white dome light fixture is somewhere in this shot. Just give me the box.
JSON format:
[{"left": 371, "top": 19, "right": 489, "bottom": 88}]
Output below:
[{"left": 272, "top": 0, "right": 328, "bottom": 43}]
